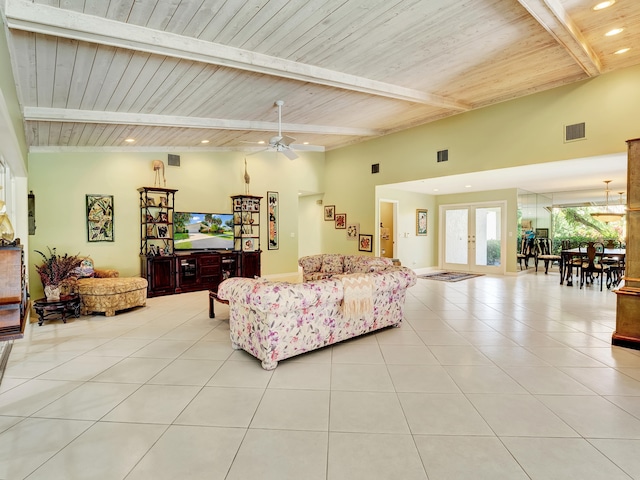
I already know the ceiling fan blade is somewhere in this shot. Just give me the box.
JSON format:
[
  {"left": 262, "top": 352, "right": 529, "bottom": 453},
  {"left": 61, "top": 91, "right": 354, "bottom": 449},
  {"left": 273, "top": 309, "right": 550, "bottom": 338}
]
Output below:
[
  {"left": 282, "top": 148, "right": 298, "bottom": 160},
  {"left": 280, "top": 135, "right": 296, "bottom": 147},
  {"left": 290, "top": 143, "right": 325, "bottom": 152}
]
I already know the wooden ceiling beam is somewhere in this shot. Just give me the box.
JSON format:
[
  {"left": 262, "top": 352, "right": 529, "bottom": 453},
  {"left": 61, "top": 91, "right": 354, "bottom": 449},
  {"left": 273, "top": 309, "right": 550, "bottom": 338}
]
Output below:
[
  {"left": 518, "top": 0, "right": 601, "bottom": 76},
  {"left": 22, "top": 106, "right": 381, "bottom": 137},
  {"left": 5, "top": 0, "right": 470, "bottom": 111}
]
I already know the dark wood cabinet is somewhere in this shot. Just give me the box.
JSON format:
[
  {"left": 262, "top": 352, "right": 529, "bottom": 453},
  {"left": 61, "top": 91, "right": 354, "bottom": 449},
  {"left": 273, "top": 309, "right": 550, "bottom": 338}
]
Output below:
[
  {"left": 143, "top": 250, "right": 254, "bottom": 297},
  {"left": 240, "top": 251, "right": 261, "bottom": 278},
  {"left": 139, "top": 190, "right": 262, "bottom": 297},
  {"left": 0, "top": 240, "right": 28, "bottom": 341},
  {"left": 176, "top": 252, "right": 222, "bottom": 293},
  {"left": 142, "top": 255, "right": 176, "bottom": 297}
]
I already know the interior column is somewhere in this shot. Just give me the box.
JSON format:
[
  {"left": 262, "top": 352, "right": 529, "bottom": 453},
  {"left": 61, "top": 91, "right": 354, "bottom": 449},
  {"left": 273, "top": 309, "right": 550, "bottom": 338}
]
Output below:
[{"left": 613, "top": 137, "right": 640, "bottom": 349}]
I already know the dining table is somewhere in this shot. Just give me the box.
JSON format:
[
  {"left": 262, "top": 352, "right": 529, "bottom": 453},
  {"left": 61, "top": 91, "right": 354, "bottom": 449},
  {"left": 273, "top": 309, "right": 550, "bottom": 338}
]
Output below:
[{"left": 560, "top": 247, "right": 625, "bottom": 287}]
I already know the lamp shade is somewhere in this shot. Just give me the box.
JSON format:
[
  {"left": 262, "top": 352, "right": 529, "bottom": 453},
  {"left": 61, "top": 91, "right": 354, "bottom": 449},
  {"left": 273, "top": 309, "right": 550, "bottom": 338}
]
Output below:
[{"left": 590, "top": 180, "right": 624, "bottom": 224}]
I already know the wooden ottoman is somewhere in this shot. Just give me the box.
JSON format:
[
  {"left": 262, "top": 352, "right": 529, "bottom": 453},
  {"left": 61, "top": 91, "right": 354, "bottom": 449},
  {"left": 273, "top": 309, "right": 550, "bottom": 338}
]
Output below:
[{"left": 76, "top": 277, "right": 148, "bottom": 316}]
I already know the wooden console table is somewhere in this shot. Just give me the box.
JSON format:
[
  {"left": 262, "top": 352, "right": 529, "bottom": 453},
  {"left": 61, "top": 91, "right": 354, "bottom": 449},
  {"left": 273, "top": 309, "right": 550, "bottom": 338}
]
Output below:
[{"left": 33, "top": 294, "right": 81, "bottom": 325}]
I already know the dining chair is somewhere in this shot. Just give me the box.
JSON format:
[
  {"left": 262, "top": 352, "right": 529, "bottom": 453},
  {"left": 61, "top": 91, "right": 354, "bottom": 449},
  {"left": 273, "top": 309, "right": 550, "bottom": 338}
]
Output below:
[
  {"left": 580, "top": 242, "right": 608, "bottom": 290},
  {"left": 517, "top": 236, "right": 536, "bottom": 270},
  {"left": 537, "top": 238, "right": 561, "bottom": 274},
  {"left": 563, "top": 241, "right": 584, "bottom": 286}
]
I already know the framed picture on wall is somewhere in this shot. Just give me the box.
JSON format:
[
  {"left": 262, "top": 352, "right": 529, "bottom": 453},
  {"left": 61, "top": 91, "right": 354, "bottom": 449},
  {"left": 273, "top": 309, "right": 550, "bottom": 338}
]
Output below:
[
  {"left": 346, "top": 223, "right": 359, "bottom": 240},
  {"left": 416, "top": 209, "right": 428, "bottom": 236},
  {"left": 267, "top": 191, "right": 279, "bottom": 250},
  {"left": 324, "top": 205, "right": 335, "bottom": 221},
  {"left": 335, "top": 213, "right": 346, "bottom": 229},
  {"left": 358, "top": 234, "right": 373, "bottom": 252},
  {"left": 86, "top": 194, "right": 114, "bottom": 242}
]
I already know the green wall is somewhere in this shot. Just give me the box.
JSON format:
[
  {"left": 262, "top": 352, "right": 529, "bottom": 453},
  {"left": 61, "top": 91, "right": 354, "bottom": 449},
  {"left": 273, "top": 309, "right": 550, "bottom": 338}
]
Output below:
[
  {"left": 28, "top": 150, "right": 324, "bottom": 298},
  {"left": 376, "top": 186, "right": 437, "bottom": 268},
  {"left": 324, "top": 64, "right": 640, "bottom": 270},
  {"left": 18, "top": 55, "right": 640, "bottom": 293}
]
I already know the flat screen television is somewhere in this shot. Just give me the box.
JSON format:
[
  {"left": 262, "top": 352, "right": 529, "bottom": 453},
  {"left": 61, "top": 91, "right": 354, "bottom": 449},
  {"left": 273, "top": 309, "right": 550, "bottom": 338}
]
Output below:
[{"left": 173, "top": 212, "right": 234, "bottom": 251}]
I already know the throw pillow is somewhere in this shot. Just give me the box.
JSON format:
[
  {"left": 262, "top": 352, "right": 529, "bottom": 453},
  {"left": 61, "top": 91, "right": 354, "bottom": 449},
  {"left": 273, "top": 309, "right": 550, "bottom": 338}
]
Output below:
[{"left": 74, "top": 257, "right": 95, "bottom": 278}]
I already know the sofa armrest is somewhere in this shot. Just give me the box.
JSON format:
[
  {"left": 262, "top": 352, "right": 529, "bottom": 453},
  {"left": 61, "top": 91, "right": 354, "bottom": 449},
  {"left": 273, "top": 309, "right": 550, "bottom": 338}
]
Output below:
[
  {"left": 369, "top": 266, "right": 417, "bottom": 290},
  {"left": 94, "top": 268, "right": 119, "bottom": 278},
  {"left": 218, "top": 277, "right": 343, "bottom": 315}
]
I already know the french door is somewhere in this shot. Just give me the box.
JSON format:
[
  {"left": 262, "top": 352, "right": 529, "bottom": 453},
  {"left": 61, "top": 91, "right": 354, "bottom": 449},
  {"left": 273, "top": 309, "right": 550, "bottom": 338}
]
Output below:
[{"left": 441, "top": 203, "right": 505, "bottom": 274}]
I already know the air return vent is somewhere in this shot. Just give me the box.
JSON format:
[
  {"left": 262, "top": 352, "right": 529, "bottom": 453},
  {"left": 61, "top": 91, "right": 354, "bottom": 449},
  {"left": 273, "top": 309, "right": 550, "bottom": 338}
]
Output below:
[
  {"left": 371, "top": 163, "right": 380, "bottom": 174},
  {"left": 168, "top": 154, "right": 181, "bottom": 166},
  {"left": 564, "top": 122, "right": 586, "bottom": 142},
  {"left": 437, "top": 149, "right": 449, "bottom": 162}
]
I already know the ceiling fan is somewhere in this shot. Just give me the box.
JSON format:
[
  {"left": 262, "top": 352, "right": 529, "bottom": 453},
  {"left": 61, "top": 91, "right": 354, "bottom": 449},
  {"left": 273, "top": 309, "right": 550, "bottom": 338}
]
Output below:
[{"left": 248, "top": 100, "right": 319, "bottom": 160}]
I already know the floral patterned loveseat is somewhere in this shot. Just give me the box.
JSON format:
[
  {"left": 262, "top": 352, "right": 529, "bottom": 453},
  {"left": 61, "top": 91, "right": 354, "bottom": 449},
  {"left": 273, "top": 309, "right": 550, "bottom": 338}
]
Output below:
[
  {"left": 298, "top": 254, "right": 394, "bottom": 281},
  {"left": 217, "top": 264, "right": 417, "bottom": 369}
]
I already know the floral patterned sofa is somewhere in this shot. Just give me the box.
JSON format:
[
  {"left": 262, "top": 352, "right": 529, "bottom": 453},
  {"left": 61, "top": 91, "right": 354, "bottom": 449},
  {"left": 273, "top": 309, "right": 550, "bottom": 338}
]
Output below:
[
  {"left": 217, "top": 264, "right": 417, "bottom": 369},
  {"left": 298, "top": 254, "right": 394, "bottom": 281}
]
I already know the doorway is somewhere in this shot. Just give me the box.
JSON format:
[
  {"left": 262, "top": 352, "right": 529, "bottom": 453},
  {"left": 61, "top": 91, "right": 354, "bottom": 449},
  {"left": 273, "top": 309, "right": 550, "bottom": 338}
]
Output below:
[
  {"left": 378, "top": 200, "right": 398, "bottom": 259},
  {"left": 440, "top": 202, "right": 505, "bottom": 274}
]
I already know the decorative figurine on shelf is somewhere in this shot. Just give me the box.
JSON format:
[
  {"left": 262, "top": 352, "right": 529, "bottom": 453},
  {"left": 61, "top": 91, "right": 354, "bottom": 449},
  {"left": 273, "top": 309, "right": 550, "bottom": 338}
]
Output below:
[{"left": 152, "top": 160, "right": 166, "bottom": 187}]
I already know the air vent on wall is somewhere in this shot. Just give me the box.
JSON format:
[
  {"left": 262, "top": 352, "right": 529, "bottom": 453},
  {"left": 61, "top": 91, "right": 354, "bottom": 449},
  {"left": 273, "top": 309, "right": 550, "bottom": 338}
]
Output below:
[
  {"left": 168, "top": 154, "right": 181, "bottom": 166},
  {"left": 564, "top": 122, "right": 586, "bottom": 142},
  {"left": 371, "top": 163, "right": 380, "bottom": 174},
  {"left": 437, "top": 149, "right": 449, "bottom": 162}
]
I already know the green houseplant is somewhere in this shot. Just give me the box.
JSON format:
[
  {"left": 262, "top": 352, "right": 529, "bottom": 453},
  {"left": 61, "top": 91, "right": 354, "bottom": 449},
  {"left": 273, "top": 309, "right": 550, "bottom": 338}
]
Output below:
[{"left": 35, "top": 247, "right": 83, "bottom": 300}]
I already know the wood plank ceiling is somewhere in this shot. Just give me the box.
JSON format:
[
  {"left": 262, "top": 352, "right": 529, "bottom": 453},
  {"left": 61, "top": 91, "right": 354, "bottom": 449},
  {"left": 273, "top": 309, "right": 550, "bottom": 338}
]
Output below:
[{"left": 2, "top": 0, "right": 640, "bottom": 152}]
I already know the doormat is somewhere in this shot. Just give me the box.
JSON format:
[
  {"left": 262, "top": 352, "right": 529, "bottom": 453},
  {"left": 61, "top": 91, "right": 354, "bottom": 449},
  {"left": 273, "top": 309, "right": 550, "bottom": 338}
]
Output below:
[{"left": 418, "top": 272, "right": 484, "bottom": 282}]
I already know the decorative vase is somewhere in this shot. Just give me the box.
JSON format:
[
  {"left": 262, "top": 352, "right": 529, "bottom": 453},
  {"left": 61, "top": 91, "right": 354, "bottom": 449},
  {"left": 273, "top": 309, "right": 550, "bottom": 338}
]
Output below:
[{"left": 44, "top": 285, "right": 61, "bottom": 301}]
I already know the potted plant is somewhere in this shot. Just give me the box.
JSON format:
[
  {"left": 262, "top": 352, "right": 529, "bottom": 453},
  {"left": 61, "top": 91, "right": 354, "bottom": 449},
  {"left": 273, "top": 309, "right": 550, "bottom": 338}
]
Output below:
[{"left": 35, "top": 247, "right": 83, "bottom": 301}]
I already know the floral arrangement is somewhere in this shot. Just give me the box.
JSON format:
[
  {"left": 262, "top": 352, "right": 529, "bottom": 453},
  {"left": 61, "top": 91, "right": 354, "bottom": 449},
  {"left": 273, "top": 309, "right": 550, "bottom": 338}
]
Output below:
[{"left": 34, "top": 247, "right": 83, "bottom": 287}]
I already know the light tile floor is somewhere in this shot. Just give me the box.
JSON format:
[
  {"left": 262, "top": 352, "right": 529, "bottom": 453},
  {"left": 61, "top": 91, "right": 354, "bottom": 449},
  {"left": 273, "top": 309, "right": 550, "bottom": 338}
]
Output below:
[{"left": 1, "top": 272, "right": 640, "bottom": 479}]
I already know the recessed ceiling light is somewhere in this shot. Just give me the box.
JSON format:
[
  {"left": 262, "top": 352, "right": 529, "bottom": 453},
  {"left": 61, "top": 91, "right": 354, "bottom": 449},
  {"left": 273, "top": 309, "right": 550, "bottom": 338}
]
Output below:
[
  {"left": 605, "top": 28, "right": 624, "bottom": 36},
  {"left": 303, "top": 142, "right": 309, "bottom": 145},
  {"left": 258, "top": 140, "right": 265, "bottom": 144},
  {"left": 124, "top": 138, "right": 135, "bottom": 143},
  {"left": 433, "top": 188, "right": 439, "bottom": 192},
  {"left": 614, "top": 47, "right": 630, "bottom": 54},
  {"left": 200, "top": 140, "right": 210, "bottom": 144},
  {"left": 465, "top": 185, "right": 472, "bottom": 188},
  {"left": 593, "top": 1, "right": 615, "bottom": 10}
]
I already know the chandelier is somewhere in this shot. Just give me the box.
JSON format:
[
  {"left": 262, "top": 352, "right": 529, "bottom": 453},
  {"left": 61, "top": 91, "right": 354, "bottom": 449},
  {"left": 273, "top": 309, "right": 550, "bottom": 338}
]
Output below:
[{"left": 590, "top": 180, "right": 624, "bottom": 223}]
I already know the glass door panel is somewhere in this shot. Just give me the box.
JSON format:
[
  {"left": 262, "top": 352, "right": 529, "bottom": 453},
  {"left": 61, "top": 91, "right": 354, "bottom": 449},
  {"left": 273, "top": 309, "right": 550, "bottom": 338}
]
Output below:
[
  {"left": 442, "top": 204, "right": 504, "bottom": 274},
  {"left": 444, "top": 208, "right": 468, "bottom": 267},
  {"left": 475, "top": 207, "right": 501, "bottom": 268}
]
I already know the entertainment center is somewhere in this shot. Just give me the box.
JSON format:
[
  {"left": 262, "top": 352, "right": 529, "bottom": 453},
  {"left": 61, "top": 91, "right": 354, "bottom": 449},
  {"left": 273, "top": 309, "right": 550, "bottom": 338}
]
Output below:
[{"left": 138, "top": 187, "right": 261, "bottom": 297}]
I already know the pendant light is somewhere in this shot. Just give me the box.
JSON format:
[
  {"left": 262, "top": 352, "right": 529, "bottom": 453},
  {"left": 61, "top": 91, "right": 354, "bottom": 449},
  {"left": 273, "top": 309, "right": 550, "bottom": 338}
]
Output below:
[{"left": 590, "top": 180, "right": 624, "bottom": 223}]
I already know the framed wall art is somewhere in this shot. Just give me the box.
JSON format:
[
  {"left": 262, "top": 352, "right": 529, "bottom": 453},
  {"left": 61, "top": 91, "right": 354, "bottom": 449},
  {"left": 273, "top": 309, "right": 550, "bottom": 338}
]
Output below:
[
  {"left": 267, "top": 191, "right": 279, "bottom": 250},
  {"left": 324, "top": 205, "right": 335, "bottom": 221},
  {"left": 535, "top": 228, "right": 549, "bottom": 238},
  {"left": 346, "top": 223, "right": 359, "bottom": 240},
  {"left": 335, "top": 213, "right": 346, "bottom": 229},
  {"left": 86, "top": 194, "right": 114, "bottom": 242},
  {"left": 358, "top": 234, "right": 373, "bottom": 252},
  {"left": 416, "top": 209, "right": 428, "bottom": 236}
]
